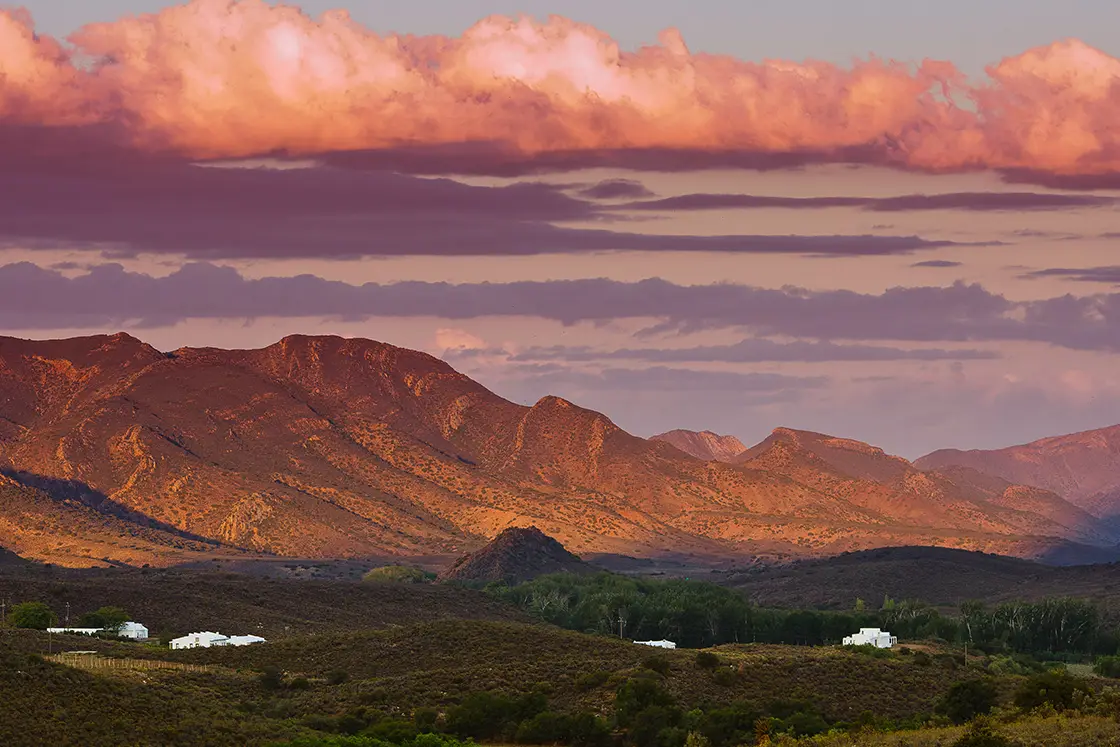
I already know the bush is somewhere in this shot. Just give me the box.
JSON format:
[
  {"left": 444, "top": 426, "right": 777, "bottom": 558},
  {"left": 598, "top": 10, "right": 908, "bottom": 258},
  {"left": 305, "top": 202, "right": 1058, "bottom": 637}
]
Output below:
[
  {"left": 290, "top": 676, "right": 311, "bottom": 690},
  {"left": 327, "top": 670, "right": 351, "bottom": 685},
  {"left": 712, "top": 669, "right": 738, "bottom": 687},
  {"left": 1013, "top": 670, "right": 1091, "bottom": 712},
  {"left": 575, "top": 671, "right": 610, "bottom": 692},
  {"left": 694, "top": 652, "right": 720, "bottom": 669},
  {"left": 913, "top": 651, "right": 932, "bottom": 666},
  {"left": 951, "top": 717, "right": 1013, "bottom": 747},
  {"left": 1096, "top": 655, "right": 1120, "bottom": 678},
  {"left": 615, "top": 679, "right": 676, "bottom": 728},
  {"left": 938, "top": 679, "right": 1000, "bottom": 724},
  {"left": 362, "top": 565, "right": 435, "bottom": 584},
  {"left": 8, "top": 602, "right": 56, "bottom": 630},
  {"left": 445, "top": 691, "right": 546, "bottom": 741},
  {"left": 259, "top": 665, "right": 284, "bottom": 691},
  {"left": 641, "top": 655, "right": 671, "bottom": 675}
]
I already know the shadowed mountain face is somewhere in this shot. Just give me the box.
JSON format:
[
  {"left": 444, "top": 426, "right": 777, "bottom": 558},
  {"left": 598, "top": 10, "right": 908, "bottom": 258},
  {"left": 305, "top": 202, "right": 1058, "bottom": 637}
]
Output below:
[
  {"left": 0, "top": 333, "right": 1117, "bottom": 567},
  {"left": 650, "top": 430, "right": 747, "bottom": 462},
  {"left": 438, "top": 526, "right": 595, "bottom": 585},
  {"left": 916, "top": 426, "right": 1120, "bottom": 519}
]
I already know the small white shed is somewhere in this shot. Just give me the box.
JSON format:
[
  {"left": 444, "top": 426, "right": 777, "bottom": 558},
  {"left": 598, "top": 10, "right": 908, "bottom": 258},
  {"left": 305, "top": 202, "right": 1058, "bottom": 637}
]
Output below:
[
  {"left": 635, "top": 640, "right": 677, "bottom": 649},
  {"left": 170, "top": 631, "right": 231, "bottom": 650},
  {"left": 842, "top": 627, "right": 897, "bottom": 648}
]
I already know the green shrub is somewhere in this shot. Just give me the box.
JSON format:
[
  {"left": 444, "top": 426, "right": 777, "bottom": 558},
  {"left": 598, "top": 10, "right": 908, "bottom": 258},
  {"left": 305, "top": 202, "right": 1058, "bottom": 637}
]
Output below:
[
  {"left": 259, "top": 665, "right": 284, "bottom": 691},
  {"left": 694, "top": 652, "right": 720, "bottom": 669},
  {"left": 1013, "top": 670, "right": 1092, "bottom": 712},
  {"left": 8, "top": 602, "right": 56, "bottom": 630},
  {"left": 575, "top": 671, "right": 610, "bottom": 692},
  {"left": 1096, "top": 655, "right": 1120, "bottom": 678},
  {"left": 615, "top": 679, "right": 676, "bottom": 728},
  {"left": 290, "top": 676, "right": 311, "bottom": 690},
  {"left": 712, "top": 669, "right": 738, "bottom": 687},
  {"left": 938, "top": 679, "right": 1000, "bottom": 724},
  {"left": 951, "top": 717, "right": 1013, "bottom": 747},
  {"left": 641, "top": 655, "right": 671, "bottom": 675},
  {"left": 362, "top": 566, "right": 435, "bottom": 584},
  {"left": 327, "top": 670, "right": 351, "bottom": 685}
]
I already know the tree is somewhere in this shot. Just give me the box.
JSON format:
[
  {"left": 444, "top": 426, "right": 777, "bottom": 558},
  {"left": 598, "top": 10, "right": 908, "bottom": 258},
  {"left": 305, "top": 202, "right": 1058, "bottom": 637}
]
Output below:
[
  {"left": 8, "top": 602, "right": 56, "bottom": 630},
  {"left": 78, "top": 606, "right": 129, "bottom": 634},
  {"left": 938, "top": 679, "right": 999, "bottom": 724}
]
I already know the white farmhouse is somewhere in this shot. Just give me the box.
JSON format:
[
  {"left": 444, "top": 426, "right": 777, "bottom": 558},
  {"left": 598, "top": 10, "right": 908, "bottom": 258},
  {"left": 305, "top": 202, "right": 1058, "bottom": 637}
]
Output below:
[
  {"left": 170, "top": 631, "right": 231, "bottom": 650},
  {"left": 635, "top": 640, "right": 677, "bottom": 649},
  {"left": 118, "top": 622, "right": 150, "bottom": 641},
  {"left": 227, "top": 634, "right": 267, "bottom": 646},
  {"left": 842, "top": 627, "right": 897, "bottom": 649}
]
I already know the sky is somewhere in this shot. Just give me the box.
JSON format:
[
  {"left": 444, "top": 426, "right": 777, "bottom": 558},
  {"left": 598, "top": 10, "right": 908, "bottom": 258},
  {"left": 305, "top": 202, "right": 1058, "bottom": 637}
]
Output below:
[{"left": 4, "top": 1, "right": 1120, "bottom": 459}]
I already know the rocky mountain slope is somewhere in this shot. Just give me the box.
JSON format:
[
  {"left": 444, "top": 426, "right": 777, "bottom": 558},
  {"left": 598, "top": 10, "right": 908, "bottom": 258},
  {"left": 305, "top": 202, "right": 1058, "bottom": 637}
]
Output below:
[
  {"left": 0, "top": 333, "right": 1116, "bottom": 567},
  {"left": 438, "top": 526, "right": 596, "bottom": 585},
  {"left": 916, "top": 425, "right": 1120, "bottom": 519},
  {"left": 650, "top": 430, "right": 747, "bottom": 462}
]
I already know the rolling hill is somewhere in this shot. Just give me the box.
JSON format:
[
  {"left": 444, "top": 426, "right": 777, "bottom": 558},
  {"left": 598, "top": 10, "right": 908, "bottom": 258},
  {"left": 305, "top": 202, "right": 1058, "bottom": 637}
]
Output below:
[
  {"left": 0, "top": 332, "right": 1117, "bottom": 566},
  {"left": 917, "top": 425, "right": 1120, "bottom": 519},
  {"left": 438, "top": 525, "right": 597, "bottom": 585}
]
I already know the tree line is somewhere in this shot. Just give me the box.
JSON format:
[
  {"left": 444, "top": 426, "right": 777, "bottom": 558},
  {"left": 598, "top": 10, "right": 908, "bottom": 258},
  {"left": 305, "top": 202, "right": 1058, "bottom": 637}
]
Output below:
[{"left": 487, "top": 573, "right": 1118, "bottom": 657}]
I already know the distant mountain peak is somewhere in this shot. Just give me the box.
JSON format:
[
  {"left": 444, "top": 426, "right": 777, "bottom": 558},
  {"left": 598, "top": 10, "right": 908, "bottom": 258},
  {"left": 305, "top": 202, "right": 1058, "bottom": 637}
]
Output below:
[
  {"left": 437, "top": 526, "right": 595, "bottom": 585},
  {"left": 650, "top": 429, "right": 747, "bottom": 462}
]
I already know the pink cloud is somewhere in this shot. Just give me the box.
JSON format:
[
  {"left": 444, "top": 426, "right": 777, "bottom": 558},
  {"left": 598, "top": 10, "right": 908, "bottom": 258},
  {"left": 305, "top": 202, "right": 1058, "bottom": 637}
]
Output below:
[{"left": 3, "top": 3, "right": 1120, "bottom": 178}]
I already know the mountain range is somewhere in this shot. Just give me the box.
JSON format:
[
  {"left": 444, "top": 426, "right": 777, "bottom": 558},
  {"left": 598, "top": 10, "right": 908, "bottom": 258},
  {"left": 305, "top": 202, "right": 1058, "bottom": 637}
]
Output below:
[
  {"left": 2, "top": 332, "right": 1120, "bottom": 567},
  {"left": 916, "top": 426, "right": 1120, "bottom": 520}
]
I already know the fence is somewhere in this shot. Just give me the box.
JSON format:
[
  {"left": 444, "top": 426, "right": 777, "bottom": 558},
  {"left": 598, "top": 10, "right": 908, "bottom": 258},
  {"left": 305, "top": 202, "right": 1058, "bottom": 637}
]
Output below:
[{"left": 47, "top": 653, "right": 212, "bottom": 674}]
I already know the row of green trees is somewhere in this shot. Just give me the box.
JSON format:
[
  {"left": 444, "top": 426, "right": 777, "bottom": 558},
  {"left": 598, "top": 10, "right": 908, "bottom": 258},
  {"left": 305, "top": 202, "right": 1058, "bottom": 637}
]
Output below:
[
  {"left": 489, "top": 573, "right": 1119, "bottom": 657},
  {"left": 4, "top": 601, "right": 131, "bottom": 634}
]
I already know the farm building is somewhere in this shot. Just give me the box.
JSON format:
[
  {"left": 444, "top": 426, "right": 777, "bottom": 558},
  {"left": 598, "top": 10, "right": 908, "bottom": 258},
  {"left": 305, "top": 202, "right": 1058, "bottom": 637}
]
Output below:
[
  {"left": 47, "top": 621, "right": 149, "bottom": 641},
  {"left": 226, "top": 634, "right": 267, "bottom": 646},
  {"left": 169, "top": 631, "right": 268, "bottom": 649},
  {"left": 635, "top": 640, "right": 677, "bottom": 649},
  {"left": 170, "top": 631, "right": 230, "bottom": 650},
  {"left": 842, "top": 628, "right": 897, "bottom": 648},
  {"left": 47, "top": 627, "right": 103, "bottom": 637}
]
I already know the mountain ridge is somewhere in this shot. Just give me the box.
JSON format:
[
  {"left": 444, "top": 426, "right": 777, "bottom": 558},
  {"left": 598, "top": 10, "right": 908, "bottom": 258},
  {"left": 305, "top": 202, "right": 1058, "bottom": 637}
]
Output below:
[
  {"left": 0, "top": 333, "right": 1117, "bottom": 567},
  {"left": 650, "top": 429, "right": 748, "bottom": 462},
  {"left": 916, "top": 424, "right": 1120, "bottom": 519}
]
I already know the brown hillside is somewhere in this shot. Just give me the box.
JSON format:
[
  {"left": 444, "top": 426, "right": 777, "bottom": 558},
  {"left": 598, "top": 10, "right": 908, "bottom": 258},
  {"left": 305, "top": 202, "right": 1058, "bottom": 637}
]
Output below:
[
  {"left": 438, "top": 525, "right": 596, "bottom": 585},
  {"left": 0, "top": 333, "right": 1117, "bottom": 566},
  {"left": 916, "top": 425, "right": 1120, "bottom": 518},
  {"left": 650, "top": 429, "right": 747, "bottom": 462}
]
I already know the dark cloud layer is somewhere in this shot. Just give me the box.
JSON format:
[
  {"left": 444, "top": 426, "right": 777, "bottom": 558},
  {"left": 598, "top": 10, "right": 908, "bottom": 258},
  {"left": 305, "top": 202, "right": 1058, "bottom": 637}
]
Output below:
[
  {"left": 481, "top": 339, "right": 999, "bottom": 363},
  {"left": 615, "top": 192, "right": 1116, "bottom": 212},
  {"left": 0, "top": 156, "right": 954, "bottom": 259},
  {"left": 577, "top": 179, "right": 656, "bottom": 200},
  {"left": 1, "top": 262, "right": 1118, "bottom": 353},
  {"left": 912, "top": 260, "right": 964, "bottom": 268},
  {"left": 1024, "top": 266, "right": 1120, "bottom": 284}
]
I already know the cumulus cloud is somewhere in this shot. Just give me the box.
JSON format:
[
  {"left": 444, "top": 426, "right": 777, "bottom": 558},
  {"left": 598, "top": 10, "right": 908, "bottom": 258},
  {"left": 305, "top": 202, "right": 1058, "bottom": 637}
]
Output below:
[
  {"left": 3, "top": 3, "right": 1120, "bottom": 179},
  {"left": 3, "top": 262, "right": 1120, "bottom": 353}
]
